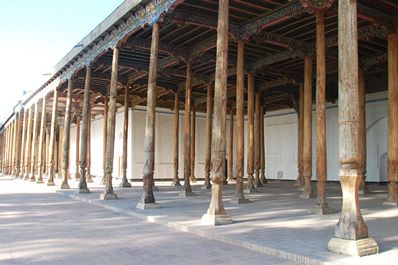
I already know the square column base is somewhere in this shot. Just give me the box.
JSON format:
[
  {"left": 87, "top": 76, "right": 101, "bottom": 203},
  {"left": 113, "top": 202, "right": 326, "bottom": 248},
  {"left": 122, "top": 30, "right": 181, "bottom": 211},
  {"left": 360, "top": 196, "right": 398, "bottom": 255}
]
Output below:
[
  {"left": 382, "top": 201, "right": 398, "bottom": 206},
  {"left": 179, "top": 190, "right": 197, "bottom": 197},
  {"left": 77, "top": 188, "right": 90, "bottom": 194},
  {"left": 47, "top": 181, "right": 55, "bottom": 187},
  {"left": 136, "top": 202, "right": 160, "bottom": 210},
  {"left": 201, "top": 213, "right": 233, "bottom": 226},
  {"left": 328, "top": 237, "right": 378, "bottom": 257},
  {"left": 119, "top": 182, "right": 132, "bottom": 188},
  {"left": 308, "top": 204, "right": 337, "bottom": 215},
  {"left": 100, "top": 192, "right": 118, "bottom": 200},
  {"left": 60, "top": 183, "right": 70, "bottom": 189},
  {"left": 230, "top": 195, "right": 251, "bottom": 204}
]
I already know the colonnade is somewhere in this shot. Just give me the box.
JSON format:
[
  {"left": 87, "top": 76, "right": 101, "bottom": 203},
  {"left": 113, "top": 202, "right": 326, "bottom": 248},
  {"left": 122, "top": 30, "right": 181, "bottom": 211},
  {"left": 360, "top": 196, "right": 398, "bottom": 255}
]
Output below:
[{"left": 0, "top": 0, "right": 397, "bottom": 257}]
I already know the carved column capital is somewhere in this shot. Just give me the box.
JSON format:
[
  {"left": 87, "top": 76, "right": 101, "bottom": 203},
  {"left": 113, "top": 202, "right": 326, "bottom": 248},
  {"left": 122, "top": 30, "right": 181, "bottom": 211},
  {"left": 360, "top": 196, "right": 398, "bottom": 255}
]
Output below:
[{"left": 300, "top": 0, "right": 335, "bottom": 13}]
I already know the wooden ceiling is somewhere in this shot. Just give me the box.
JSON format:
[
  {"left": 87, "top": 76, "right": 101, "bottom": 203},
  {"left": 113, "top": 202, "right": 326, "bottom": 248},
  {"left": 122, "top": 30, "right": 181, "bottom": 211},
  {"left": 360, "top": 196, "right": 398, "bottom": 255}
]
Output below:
[{"left": 50, "top": 0, "right": 396, "bottom": 121}]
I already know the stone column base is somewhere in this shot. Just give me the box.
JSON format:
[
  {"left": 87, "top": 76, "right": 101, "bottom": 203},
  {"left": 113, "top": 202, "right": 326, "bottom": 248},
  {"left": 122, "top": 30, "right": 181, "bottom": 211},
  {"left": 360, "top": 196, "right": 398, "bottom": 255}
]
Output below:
[
  {"left": 308, "top": 204, "right": 337, "bottom": 215},
  {"left": 179, "top": 190, "right": 197, "bottom": 197},
  {"left": 60, "top": 183, "right": 70, "bottom": 189},
  {"left": 201, "top": 213, "right": 233, "bottom": 226},
  {"left": 383, "top": 200, "right": 398, "bottom": 206},
  {"left": 119, "top": 181, "right": 132, "bottom": 188},
  {"left": 328, "top": 237, "right": 378, "bottom": 257},
  {"left": 171, "top": 180, "right": 181, "bottom": 187},
  {"left": 136, "top": 202, "right": 160, "bottom": 210},
  {"left": 47, "top": 181, "right": 55, "bottom": 186},
  {"left": 77, "top": 188, "right": 90, "bottom": 194},
  {"left": 230, "top": 194, "right": 250, "bottom": 204},
  {"left": 100, "top": 192, "right": 118, "bottom": 200},
  {"left": 36, "top": 179, "right": 44, "bottom": 184}
]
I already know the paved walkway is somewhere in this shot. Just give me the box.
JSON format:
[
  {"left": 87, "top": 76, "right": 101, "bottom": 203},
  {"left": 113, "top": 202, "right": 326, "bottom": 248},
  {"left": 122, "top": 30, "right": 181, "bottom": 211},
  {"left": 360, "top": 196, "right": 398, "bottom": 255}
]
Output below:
[{"left": 0, "top": 176, "right": 298, "bottom": 265}]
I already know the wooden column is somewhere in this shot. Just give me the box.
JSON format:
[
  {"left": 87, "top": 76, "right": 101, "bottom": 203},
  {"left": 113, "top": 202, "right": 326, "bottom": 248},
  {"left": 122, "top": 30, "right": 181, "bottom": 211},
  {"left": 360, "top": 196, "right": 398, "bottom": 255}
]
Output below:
[
  {"left": 358, "top": 69, "right": 368, "bottom": 195},
  {"left": 328, "top": 0, "right": 378, "bottom": 256},
  {"left": 227, "top": 109, "right": 234, "bottom": 182},
  {"left": 23, "top": 107, "right": 33, "bottom": 180},
  {"left": 57, "top": 120, "right": 64, "bottom": 178},
  {"left": 311, "top": 11, "right": 334, "bottom": 213},
  {"left": 101, "top": 47, "right": 120, "bottom": 200},
  {"left": 12, "top": 113, "right": 20, "bottom": 176},
  {"left": 201, "top": 0, "right": 232, "bottom": 225},
  {"left": 137, "top": 23, "right": 160, "bottom": 208},
  {"left": 254, "top": 93, "right": 263, "bottom": 188},
  {"left": 87, "top": 102, "right": 93, "bottom": 183},
  {"left": 181, "top": 61, "right": 196, "bottom": 196},
  {"left": 246, "top": 73, "right": 255, "bottom": 193},
  {"left": 203, "top": 84, "right": 212, "bottom": 190},
  {"left": 47, "top": 90, "right": 58, "bottom": 185},
  {"left": 232, "top": 40, "right": 249, "bottom": 203},
  {"left": 260, "top": 105, "right": 267, "bottom": 184},
  {"left": 36, "top": 96, "right": 47, "bottom": 184},
  {"left": 29, "top": 102, "right": 39, "bottom": 182},
  {"left": 386, "top": 33, "right": 398, "bottom": 205},
  {"left": 296, "top": 84, "right": 305, "bottom": 187},
  {"left": 61, "top": 80, "right": 73, "bottom": 189},
  {"left": 101, "top": 95, "right": 108, "bottom": 184},
  {"left": 300, "top": 56, "right": 314, "bottom": 198},
  {"left": 190, "top": 105, "right": 197, "bottom": 183},
  {"left": 120, "top": 85, "right": 132, "bottom": 188},
  {"left": 19, "top": 108, "right": 28, "bottom": 178},
  {"left": 172, "top": 90, "right": 181, "bottom": 186},
  {"left": 77, "top": 66, "right": 92, "bottom": 193},
  {"left": 74, "top": 109, "right": 81, "bottom": 180},
  {"left": 9, "top": 122, "right": 15, "bottom": 175}
]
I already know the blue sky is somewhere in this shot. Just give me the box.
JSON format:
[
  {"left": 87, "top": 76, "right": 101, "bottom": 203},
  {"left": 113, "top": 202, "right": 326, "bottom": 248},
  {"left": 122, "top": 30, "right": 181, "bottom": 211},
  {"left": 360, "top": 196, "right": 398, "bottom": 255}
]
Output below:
[{"left": 0, "top": 0, "right": 124, "bottom": 121}]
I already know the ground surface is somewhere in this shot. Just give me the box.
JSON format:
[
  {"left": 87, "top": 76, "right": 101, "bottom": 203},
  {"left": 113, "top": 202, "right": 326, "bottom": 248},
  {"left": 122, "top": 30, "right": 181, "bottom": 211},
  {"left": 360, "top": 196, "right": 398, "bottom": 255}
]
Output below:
[{"left": 0, "top": 176, "right": 298, "bottom": 265}]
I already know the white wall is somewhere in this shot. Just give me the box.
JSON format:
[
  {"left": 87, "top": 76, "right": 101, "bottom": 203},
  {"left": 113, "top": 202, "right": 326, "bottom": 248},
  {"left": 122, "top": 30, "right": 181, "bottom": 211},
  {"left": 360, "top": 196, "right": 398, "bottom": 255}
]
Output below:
[{"left": 68, "top": 91, "right": 388, "bottom": 183}]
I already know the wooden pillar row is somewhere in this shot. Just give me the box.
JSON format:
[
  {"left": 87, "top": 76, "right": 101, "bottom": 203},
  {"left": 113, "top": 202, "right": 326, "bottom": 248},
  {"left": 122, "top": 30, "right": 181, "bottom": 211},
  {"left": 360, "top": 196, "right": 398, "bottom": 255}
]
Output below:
[
  {"left": 23, "top": 107, "right": 33, "bottom": 180},
  {"left": 201, "top": 0, "right": 232, "bottom": 225},
  {"left": 190, "top": 105, "right": 197, "bottom": 183},
  {"left": 61, "top": 80, "right": 73, "bottom": 189},
  {"left": 172, "top": 90, "right": 181, "bottom": 187},
  {"left": 74, "top": 108, "right": 81, "bottom": 180},
  {"left": 203, "top": 84, "right": 213, "bottom": 190},
  {"left": 296, "top": 84, "right": 304, "bottom": 187},
  {"left": 120, "top": 85, "right": 132, "bottom": 188},
  {"left": 227, "top": 109, "right": 234, "bottom": 182},
  {"left": 259, "top": 105, "right": 267, "bottom": 184},
  {"left": 358, "top": 69, "right": 368, "bottom": 195},
  {"left": 101, "top": 47, "right": 120, "bottom": 200},
  {"left": 77, "top": 66, "right": 92, "bottom": 193},
  {"left": 386, "top": 32, "right": 398, "bottom": 205},
  {"left": 246, "top": 72, "right": 255, "bottom": 193},
  {"left": 181, "top": 61, "right": 196, "bottom": 196},
  {"left": 137, "top": 22, "right": 160, "bottom": 208},
  {"left": 300, "top": 56, "right": 314, "bottom": 198},
  {"left": 36, "top": 96, "right": 47, "bottom": 183},
  {"left": 254, "top": 93, "right": 263, "bottom": 188},
  {"left": 29, "top": 102, "right": 40, "bottom": 182},
  {"left": 87, "top": 101, "right": 93, "bottom": 183},
  {"left": 231, "top": 40, "right": 249, "bottom": 203},
  {"left": 328, "top": 0, "right": 378, "bottom": 256}
]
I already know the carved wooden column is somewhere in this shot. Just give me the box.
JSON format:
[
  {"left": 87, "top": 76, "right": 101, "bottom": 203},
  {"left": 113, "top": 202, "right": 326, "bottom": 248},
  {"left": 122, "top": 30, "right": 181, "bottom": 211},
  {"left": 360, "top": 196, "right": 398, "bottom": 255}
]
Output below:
[
  {"left": 300, "top": 56, "right": 314, "bottom": 198},
  {"left": 77, "top": 66, "right": 92, "bottom": 194},
  {"left": 101, "top": 95, "right": 108, "bottom": 184},
  {"left": 86, "top": 102, "right": 93, "bottom": 183},
  {"left": 386, "top": 32, "right": 398, "bottom": 206},
  {"left": 201, "top": 0, "right": 232, "bottom": 225},
  {"left": 45, "top": 126, "right": 50, "bottom": 176},
  {"left": 172, "top": 90, "right": 181, "bottom": 186},
  {"left": 232, "top": 40, "right": 249, "bottom": 203},
  {"left": 260, "top": 105, "right": 267, "bottom": 184},
  {"left": 61, "top": 80, "right": 73, "bottom": 189},
  {"left": 246, "top": 72, "right": 255, "bottom": 193},
  {"left": 74, "top": 109, "right": 81, "bottom": 180},
  {"left": 9, "top": 122, "right": 15, "bottom": 175},
  {"left": 227, "top": 109, "right": 234, "bottom": 182},
  {"left": 23, "top": 107, "right": 33, "bottom": 180},
  {"left": 120, "top": 85, "right": 132, "bottom": 188},
  {"left": 190, "top": 105, "right": 197, "bottom": 183},
  {"left": 181, "top": 61, "right": 196, "bottom": 197},
  {"left": 101, "top": 47, "right": 120, "bottom": 200},
  {"left": 203, "top": 84, "right": 212, "bottom": 190},
  {"left": 296, "top": 84, "right": 304, "bottom": 187},
  {"left": 19, "top": 108, "right": 28, "bottom": 178},
  {"left": 254, "top": 93, "right": 263, "bottom": 188},
  {"left": 137, "top": 23, "right": 160, "bottom": 209},
  {"left": 358, "top": 69, "right": 368, "bottom": 195},
  {"left": 57, "top": 119, "right": 64, "bottom": 178},
  {"left": 29, "top": 102, "right": 40, "bottom": 182},
  {"left": 328, "top": 0, "right": 378, "bottom": 256},
  {"left": 47, "top": 89, "right": 58, "bottom": 186},
  {"left": 12, "top": 113, "right": 20, "bottom": 176},
  {"left": 36, "top": 96, "right": 47, "bottom": 184},
  {"left": 311, "top": 11, "right": 334, "bottom": 213}
]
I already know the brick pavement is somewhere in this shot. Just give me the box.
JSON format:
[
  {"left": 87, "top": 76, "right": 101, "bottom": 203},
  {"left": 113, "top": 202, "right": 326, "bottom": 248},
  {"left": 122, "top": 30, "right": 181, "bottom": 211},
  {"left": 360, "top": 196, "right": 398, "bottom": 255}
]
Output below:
[{"left": 0, "top": 176, "right": 299, "bottom": 265}]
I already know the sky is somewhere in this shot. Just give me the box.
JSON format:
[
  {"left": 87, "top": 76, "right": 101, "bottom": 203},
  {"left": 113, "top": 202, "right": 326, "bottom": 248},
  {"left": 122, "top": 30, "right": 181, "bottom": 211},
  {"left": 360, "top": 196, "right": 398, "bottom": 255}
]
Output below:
[{"left": 0, "top": 0, "right": 124, "bottom": 122}]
